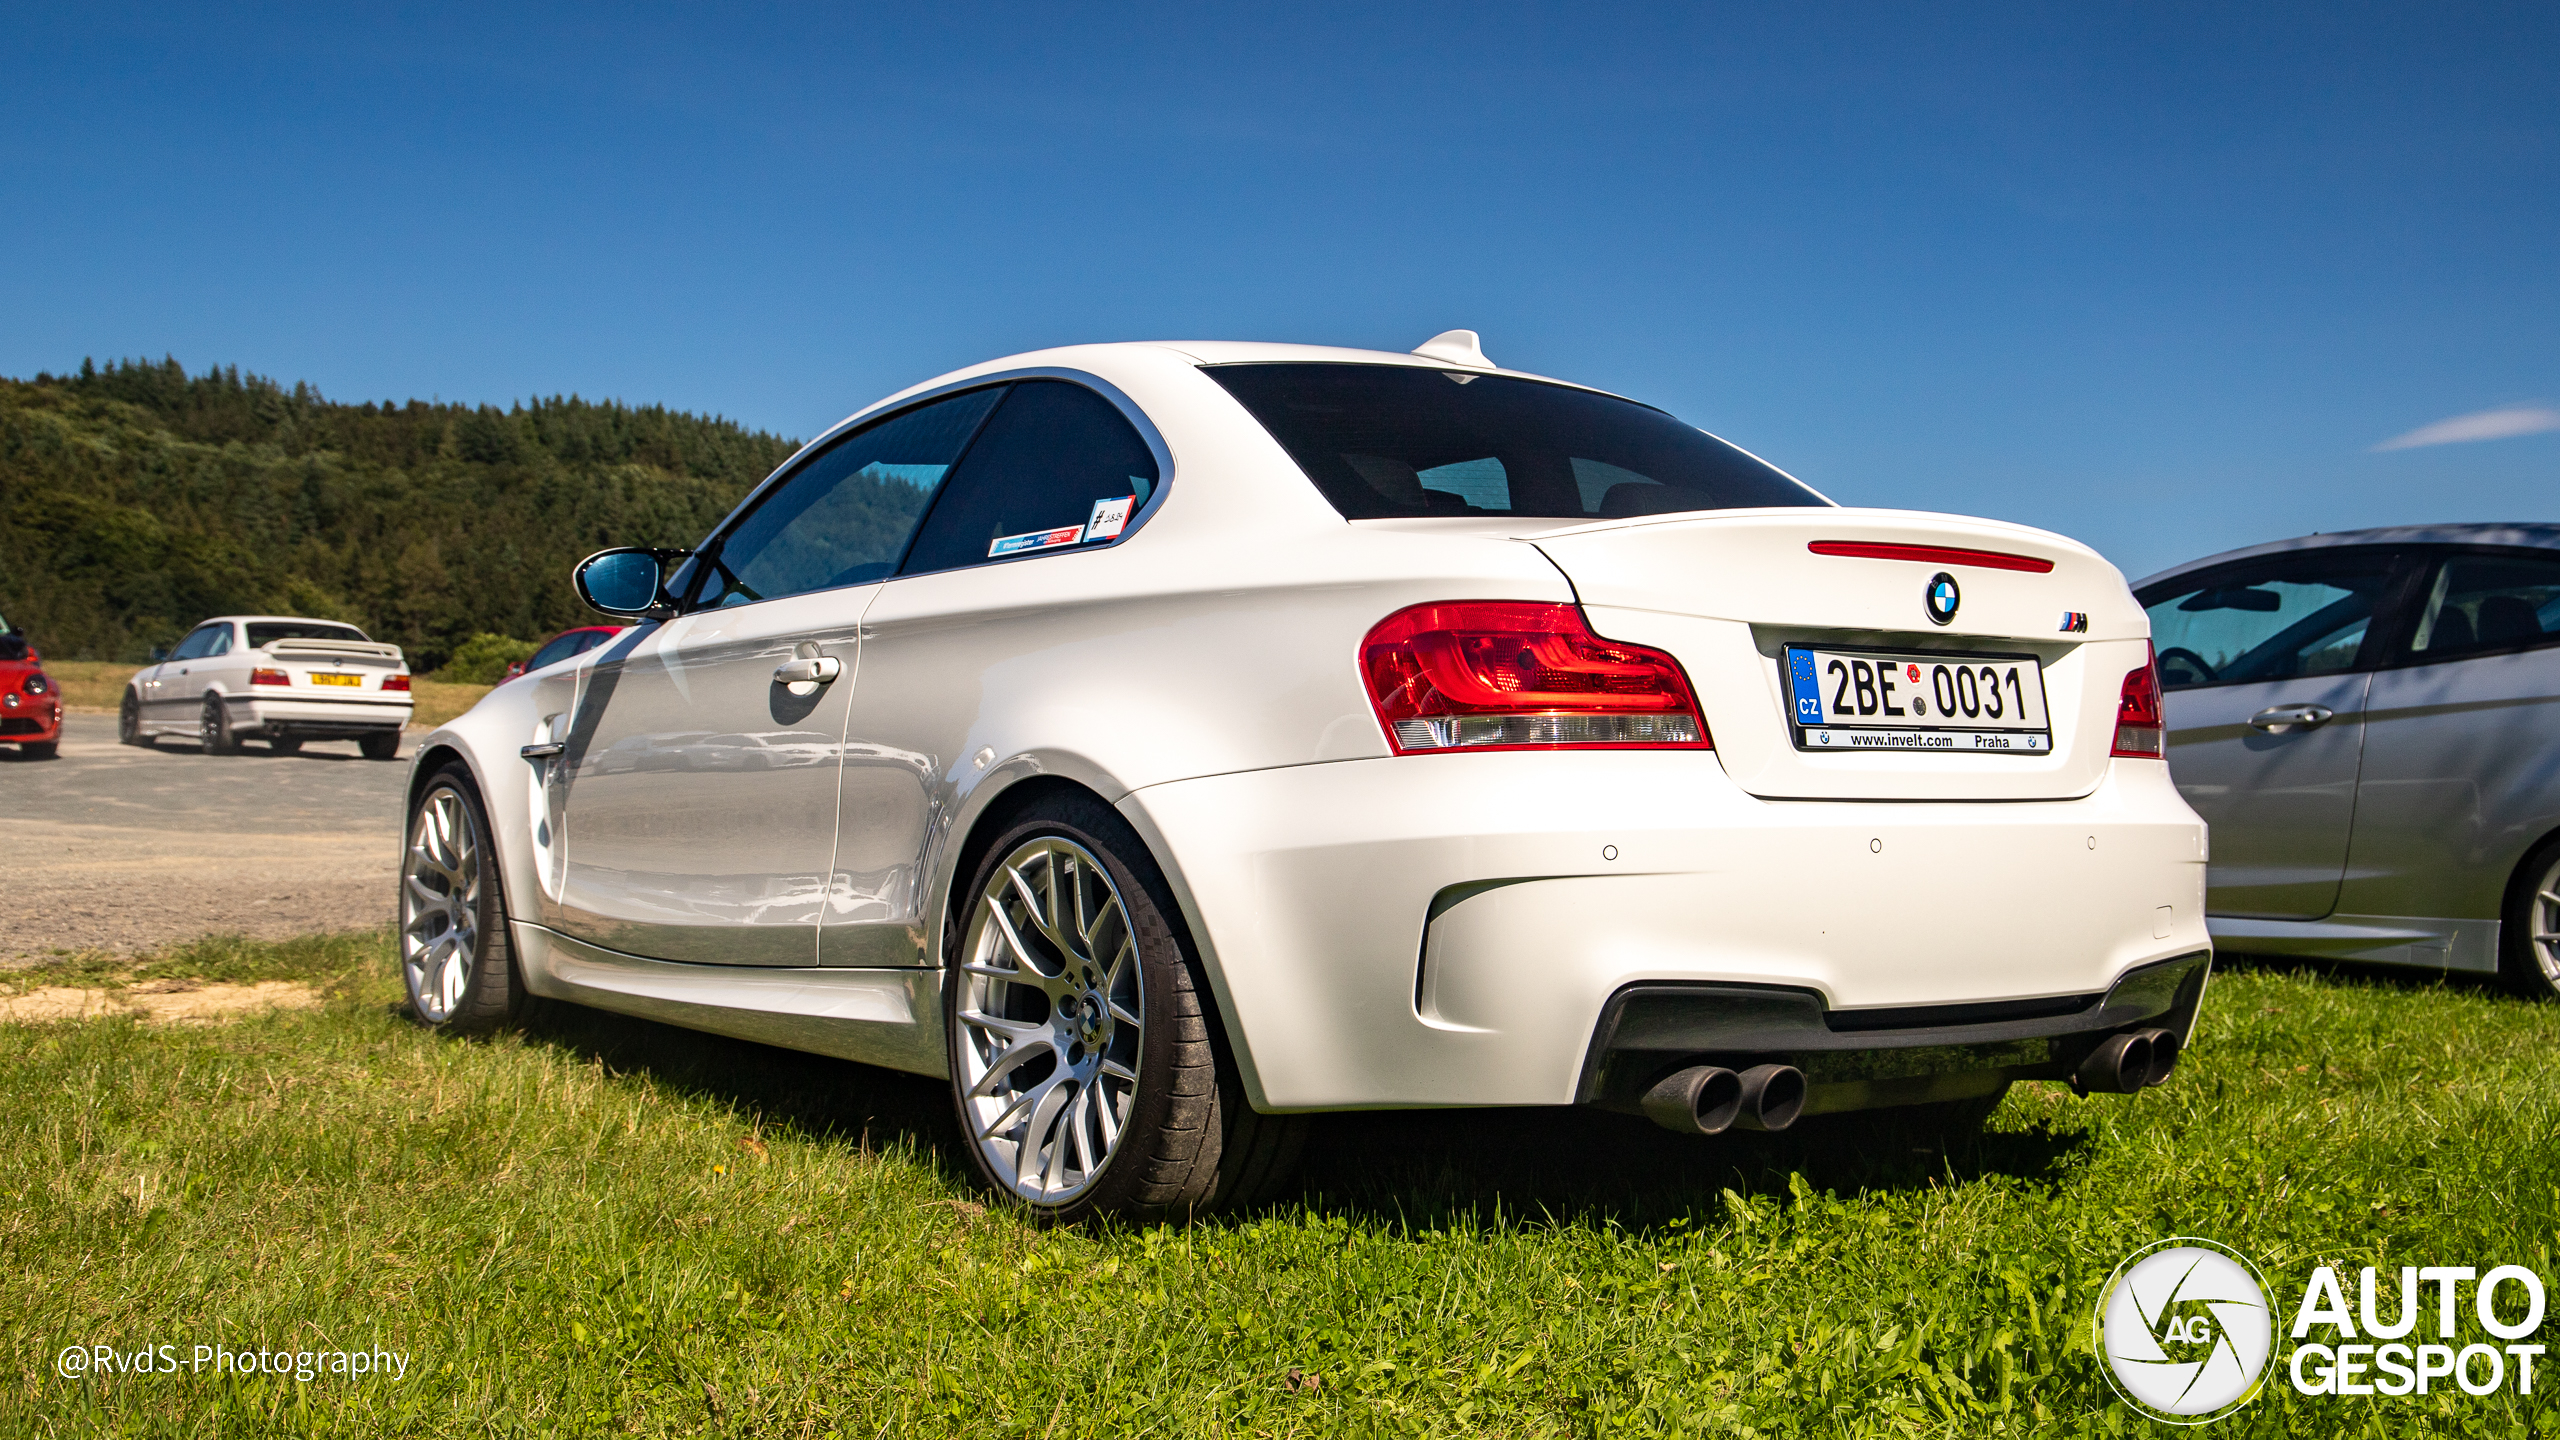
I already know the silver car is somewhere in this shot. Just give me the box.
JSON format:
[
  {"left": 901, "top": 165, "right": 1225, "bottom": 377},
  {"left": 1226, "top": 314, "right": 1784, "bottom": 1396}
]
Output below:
[{"left": 2135, "top": 524, "right": 2560, "bottom": 998}]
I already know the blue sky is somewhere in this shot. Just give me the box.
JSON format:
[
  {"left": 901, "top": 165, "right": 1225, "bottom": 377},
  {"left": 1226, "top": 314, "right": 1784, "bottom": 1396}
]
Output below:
[{"left": 3, "top": 2, "right": 2552, "bottom": 578}]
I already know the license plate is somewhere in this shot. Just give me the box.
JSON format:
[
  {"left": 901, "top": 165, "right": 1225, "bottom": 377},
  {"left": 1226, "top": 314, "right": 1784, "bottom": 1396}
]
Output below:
[
  {"left": 311, "top": 673, "right": 363, "bottom": 687},
  {"left": 1784, "top": 646, "right": 2051, "bottom": 753}
]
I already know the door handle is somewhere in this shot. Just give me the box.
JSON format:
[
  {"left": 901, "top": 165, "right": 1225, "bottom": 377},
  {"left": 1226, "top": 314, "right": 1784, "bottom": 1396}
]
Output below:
[
  {"left": 773, "top": 655, "right": 842, "bottom": 686},
  {"left": 2247, "top": 704, "right": 2334, "bottom": 733},
  {"left": 520, "top": 741, "right": 566, "bottom": 759}
]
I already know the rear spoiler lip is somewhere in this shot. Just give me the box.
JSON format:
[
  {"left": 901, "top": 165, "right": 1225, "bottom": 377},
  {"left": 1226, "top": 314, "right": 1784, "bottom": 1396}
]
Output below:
[{"left": 264, "top": 638, "right": 405, "bottom": 662}]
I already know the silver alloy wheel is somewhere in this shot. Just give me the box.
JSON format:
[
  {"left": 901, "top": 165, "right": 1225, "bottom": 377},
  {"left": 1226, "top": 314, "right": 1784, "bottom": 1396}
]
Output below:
[
  {"left": 953, "top": 836, "right": 1145, "bottom": 1205},
  {"left": 2533, "top": 852, "right": 2560, "bottom": 989},
  {"left": 402, "top": 786, "right": 482, "bottom": 1022}
]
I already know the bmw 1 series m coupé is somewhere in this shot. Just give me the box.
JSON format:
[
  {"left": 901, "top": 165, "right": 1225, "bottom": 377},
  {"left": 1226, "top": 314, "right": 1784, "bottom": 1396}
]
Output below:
[{"left": 400, "top": 332, "right": 2212, "bottom": 1220}]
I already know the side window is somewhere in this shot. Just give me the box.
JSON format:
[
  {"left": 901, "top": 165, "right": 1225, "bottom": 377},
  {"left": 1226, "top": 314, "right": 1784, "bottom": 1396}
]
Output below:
[
  {"left": 2407, "top": 551, "right": 2560, "bottom": 660},
  {"left": 688, "top": 387, "right": 1006, "bottom": 610},
  {"left": 526, "top": 633, "right": 587, "bottom": 672},
  {"left": 2141, "top": 554, "right": 2400, "bottom": 689},
  {"left": 170, "top": 625, "right": 226, "bottom": 661},
  {"left": 898, "top": 381, "right": 1161, "bottom": 576},
  {"left": 208, "top": 628, "right": 233, "bottom": 657}
]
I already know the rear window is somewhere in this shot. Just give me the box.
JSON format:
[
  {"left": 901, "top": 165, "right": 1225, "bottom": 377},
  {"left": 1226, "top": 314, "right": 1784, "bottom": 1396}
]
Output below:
[
  {"left": 248, "top": 622, "right": 369, "bottom": 648},
  {"left": 1205, "top": 363, "right": 1828, "bottom": 520}
]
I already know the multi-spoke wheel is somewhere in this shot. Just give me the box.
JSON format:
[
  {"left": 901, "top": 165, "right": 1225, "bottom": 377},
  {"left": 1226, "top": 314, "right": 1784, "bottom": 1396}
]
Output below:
[
  {"left": 945, "top": 795, "right": 1305, "bottom": 1221},
  {"left": 119, "top": 689, "right": 146, "bottom": 746},
  {"left": 401, "top": 765, "right": 527, "bottom": 1031},
  {"left": 199, "top": 695, "right": 237, "bottom": 755},
  {"left": 953, "top": 835, "right": 1147, "bottom": 1206},
  {"left": 2504, "top": 838, "right": 2560, "bottom": 1001}
]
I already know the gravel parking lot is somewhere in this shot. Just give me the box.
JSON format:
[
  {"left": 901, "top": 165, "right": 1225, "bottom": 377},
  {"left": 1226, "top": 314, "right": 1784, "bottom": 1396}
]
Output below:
[{"left": 3, "top": 714, "right": 413, "bottom": 961}]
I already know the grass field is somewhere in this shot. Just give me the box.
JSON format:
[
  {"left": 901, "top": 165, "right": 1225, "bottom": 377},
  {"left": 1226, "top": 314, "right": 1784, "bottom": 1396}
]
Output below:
[
  {"left": 38, "top": 659, "right": 491, "bottom": 729},
  {"left": 4, "top": 934, "right": 2554, "bottom": 1437}
]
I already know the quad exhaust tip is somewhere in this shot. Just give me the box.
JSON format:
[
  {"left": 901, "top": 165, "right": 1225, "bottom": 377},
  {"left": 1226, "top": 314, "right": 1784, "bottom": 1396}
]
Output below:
[
  {"left": 1641, "top": 1063, "right": 1807, "bottom": 1136},
  {"left": 2077, "top": 1027, "right": 2182, "bottom": 1094}
]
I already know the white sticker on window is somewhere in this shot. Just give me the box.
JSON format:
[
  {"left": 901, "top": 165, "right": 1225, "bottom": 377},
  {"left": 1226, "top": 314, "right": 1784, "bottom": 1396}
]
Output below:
[
  {"left": 1084, "top": 494, "right": 1136, "bottom": 542},
  {"left": 988, "top": 525, "right": 1083, "bottom": 558}
]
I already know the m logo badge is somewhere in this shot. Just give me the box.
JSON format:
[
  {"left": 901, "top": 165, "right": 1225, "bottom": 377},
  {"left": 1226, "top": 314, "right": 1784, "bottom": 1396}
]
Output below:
[{"left": 2060, "top": 611, "right": 2090, "bottom": 633}]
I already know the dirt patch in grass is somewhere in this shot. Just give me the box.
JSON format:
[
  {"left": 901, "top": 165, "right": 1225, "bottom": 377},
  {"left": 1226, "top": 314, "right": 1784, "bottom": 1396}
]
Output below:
[{"left": 0, "top": 978, "right": 323, "bottom": 1025}]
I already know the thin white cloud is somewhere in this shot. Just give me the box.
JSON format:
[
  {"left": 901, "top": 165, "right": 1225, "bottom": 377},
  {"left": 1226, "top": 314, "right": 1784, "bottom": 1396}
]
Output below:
[{"left": 2371, "top": 405, "right": 2560, "bottom": 452}]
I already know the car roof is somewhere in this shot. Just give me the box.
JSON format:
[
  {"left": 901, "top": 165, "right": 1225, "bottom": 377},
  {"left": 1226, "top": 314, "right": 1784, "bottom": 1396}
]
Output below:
[
  {"left": 196, "top": 614, "right": 369, "bottom": 628},
  {"left": 2133, "top": 522, "right": 2560, "bottom": 592}
]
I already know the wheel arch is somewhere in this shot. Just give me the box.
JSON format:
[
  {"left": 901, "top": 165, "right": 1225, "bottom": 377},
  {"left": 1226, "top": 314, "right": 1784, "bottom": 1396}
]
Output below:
[{"left": 934, "top": 769, "right": 1270, "bottom": 1110}]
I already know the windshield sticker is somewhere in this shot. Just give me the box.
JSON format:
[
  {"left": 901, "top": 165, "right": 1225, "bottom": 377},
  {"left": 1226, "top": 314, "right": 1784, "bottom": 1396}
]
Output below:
[
  {"left": 1084, "top": 494, "right": 1136, "bottom": 542},
  {"left": 988, "top": 525, "right": 1084, "bottom": 558}
]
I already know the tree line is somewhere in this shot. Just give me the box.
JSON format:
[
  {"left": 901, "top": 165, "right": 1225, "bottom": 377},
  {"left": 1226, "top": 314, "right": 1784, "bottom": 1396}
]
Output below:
[{"left": 0, "top": 358, "right": 802, "bottom": 667}]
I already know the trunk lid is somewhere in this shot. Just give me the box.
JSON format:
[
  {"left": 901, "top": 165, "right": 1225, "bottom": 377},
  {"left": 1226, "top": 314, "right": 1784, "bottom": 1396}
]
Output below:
[
  {"left": 1529, "top": 507, "right": 2149, "bottom": 800},
  {"left": 266, "top": 637, "right": 408, "bottom": 693}
]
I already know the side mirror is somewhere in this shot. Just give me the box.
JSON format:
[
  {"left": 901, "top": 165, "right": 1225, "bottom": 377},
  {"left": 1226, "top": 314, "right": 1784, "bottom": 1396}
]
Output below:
[
  {"left": 575, "top": 547, "right": 688, "bottom": 619},
  {"left": 150, "top": 646, "right": 170, "bottom": 662}
]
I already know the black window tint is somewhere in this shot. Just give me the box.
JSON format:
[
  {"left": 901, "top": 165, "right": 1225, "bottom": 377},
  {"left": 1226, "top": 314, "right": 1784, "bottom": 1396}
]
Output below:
[
  {"left": 170, "top": 625, "right": 227, "bottom": 661},
  {"left": 2410, "top": 552, "right": 2560, "bottom": 658},
  {"left": 2140, "top": 554, "right": 2399, "bottom": 689},
  {"left": 1205, "top": 363, "right": 1827, "bottom": 520},
  {"left": 692, "top": 388, "right": 1005, "bottom": 609},
  {"left": 899, "top": 381, "right": 1161, "bottom": 576},
  {"left": 245, "top": 622, "right": 367, "bottom": 648}
]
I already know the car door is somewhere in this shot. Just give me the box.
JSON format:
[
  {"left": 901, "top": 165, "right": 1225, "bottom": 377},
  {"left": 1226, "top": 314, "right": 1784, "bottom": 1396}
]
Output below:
[
  {"left": 823, "top": 378, "right": 1165, "bottom": 966},
  {"left": 550, "top": 387, "right": 1004, "bottom": 966},
  {"left": 2142, "top": 549, "right": 2413, "bottom": 920},
  {"left": 151, "top": 622, "right": 229, "bottom": 726},
  {"left": 2340, "top": 546, "right": 2560, "bottom": 943}
]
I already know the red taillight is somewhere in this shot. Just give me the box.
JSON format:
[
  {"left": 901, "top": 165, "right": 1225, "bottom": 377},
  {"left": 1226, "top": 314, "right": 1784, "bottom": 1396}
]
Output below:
[
  {"left": 1361, "top": 601, "right": 1710, "bottom": 753},
  {"left": 1808, "top": 540, "right": 2055, "bottom": 574},
  {"left": 383, "top": 673, "right": 411, "bottom": 692},
  {"left": 2112, "top": 645, "right": 2164, "bottom": 758},
  {"left": 249, "top": 667, "right": 290, "bottom": 687}
]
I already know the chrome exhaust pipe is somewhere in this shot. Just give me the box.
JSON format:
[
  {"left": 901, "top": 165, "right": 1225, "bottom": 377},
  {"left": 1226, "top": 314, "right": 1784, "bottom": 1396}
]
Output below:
[
  {"left": 2076, "top": 1031, "right": 2156, "bottom": 1094},
  {"left": 1640, "top": 1065, "right": 1744, "bottom": 1135},
  {"left": 1734, "top": 1064, "right": 1807, "bottom": 1132}
]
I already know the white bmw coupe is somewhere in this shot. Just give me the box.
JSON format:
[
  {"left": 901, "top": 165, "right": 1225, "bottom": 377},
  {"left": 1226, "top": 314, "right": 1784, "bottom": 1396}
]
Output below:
[{"left": 402, "top": 333, "right": 2211, "bottom": 1220}]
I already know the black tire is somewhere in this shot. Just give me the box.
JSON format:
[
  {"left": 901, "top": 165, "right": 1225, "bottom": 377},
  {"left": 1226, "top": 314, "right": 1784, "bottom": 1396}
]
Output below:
[
  {"left": 199, "top": 695, "right": 237, "bottom": 755},
  {"left": 359, "top": 730, "right": 401, "bottom": 760},
  {"left": 2501, "top": 834, "right": 2560, "bottom": 1001},
  {"left": 22, "top": 741, "right": 58, "bottom": 760},
  {"left": 118, "top": 690, "right": 144, "bottom": 746},
  {"left": 269, "top": 735, "right": 303, "bottom": 756},
  {"left": 399, "top": 764, "right": 530, "bottom": 1033},
  {"left": 944, "top": 792, "right": 1304, "bottom": 1223}
]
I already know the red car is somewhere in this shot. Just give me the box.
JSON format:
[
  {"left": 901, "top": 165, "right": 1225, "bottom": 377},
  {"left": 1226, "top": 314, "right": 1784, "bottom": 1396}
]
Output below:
[
  {"left": 0, "top": 629, "right": 62, "bottom": 759},
  {"left": 500, "top": 625, "right": 626, "bottom": 682}
]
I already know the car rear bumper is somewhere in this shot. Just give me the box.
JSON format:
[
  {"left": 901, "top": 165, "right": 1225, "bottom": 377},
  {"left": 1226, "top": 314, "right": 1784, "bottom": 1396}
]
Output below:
[
  {"left": 232, "top": 695, "right": 413, "bottom": 734},
  {"left": 1119, "top": 751, "right": 2211, "bottom": 1111}
]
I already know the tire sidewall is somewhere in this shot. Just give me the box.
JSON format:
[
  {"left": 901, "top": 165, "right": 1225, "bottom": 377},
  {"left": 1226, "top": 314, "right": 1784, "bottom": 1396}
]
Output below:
[
  {"left": 943, "top": 802, "right": 1198, "bottom": 1221},
  {"left": 118, "top": 691, "right": 140, "bottom": 745},
  {"left": 201, "top": 696, "right": 233, "bottom": 754}
]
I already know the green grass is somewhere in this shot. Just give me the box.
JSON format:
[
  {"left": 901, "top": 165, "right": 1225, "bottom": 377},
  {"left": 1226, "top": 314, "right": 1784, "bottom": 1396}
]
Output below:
[{"left": 4, "top": 935, "right": 2555, "bottom": 1437}]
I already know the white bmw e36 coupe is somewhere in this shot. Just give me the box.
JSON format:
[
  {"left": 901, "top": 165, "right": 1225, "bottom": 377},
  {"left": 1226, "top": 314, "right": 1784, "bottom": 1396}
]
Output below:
[{"left": 400, "top": 332, "right": 2212, "bottom": 1221}]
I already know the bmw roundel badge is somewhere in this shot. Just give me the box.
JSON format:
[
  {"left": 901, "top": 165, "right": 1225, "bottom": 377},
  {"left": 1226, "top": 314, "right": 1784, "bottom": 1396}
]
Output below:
[{"left": 1924, "top": 572, "right": 1961, "bottom": 626}]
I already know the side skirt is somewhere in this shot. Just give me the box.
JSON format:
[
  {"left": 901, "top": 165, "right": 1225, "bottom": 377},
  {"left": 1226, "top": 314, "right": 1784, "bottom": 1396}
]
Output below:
[
  {"left": 513, "top": 922, "right": 948, "bottom": 1079},
  {"left": 2206, "top": 914, "right": 2500, "bottom": 974}
]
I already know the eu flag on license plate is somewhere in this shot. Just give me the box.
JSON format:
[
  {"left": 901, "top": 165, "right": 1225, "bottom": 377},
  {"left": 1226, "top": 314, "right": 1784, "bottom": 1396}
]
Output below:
[{"left": 1787, "top": 649, "right": 1824, "bottom": 724}]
